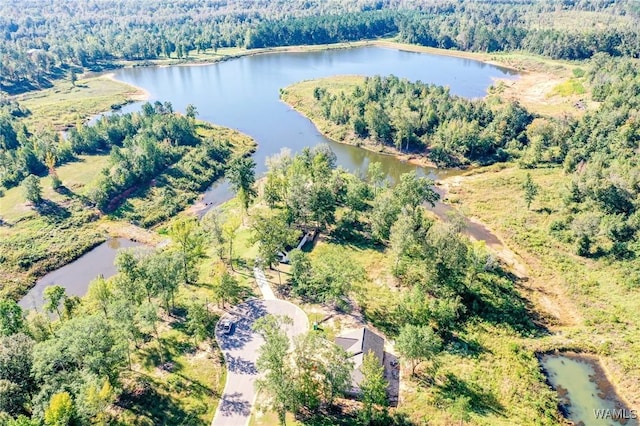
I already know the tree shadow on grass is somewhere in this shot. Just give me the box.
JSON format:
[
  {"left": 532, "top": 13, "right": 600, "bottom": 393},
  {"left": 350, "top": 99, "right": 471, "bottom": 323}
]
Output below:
[
  {"left": 360, "top": 301, "right": 400, "bottom": 337},
  {"left": 465, "top": 269, "right": 550, "bottom": 337},
  {"left": 138, "top": 334, "right": 192, "bottom": 372},
  {"left": 328, "top": 217, "right": 384, "bottom": 253},
  {"left": 295, "top": 405, "right": 415, "bottom": 426},
  {"left": 116, "top": 373, "right": 202, "bottom": 425},
  {"left": 55, "top": 185, "right": 93, "bottom": 206},
  {"left": 35, "top": 199, "right": 71, "bottom": 222},
  {"left": 437, "top": 373, "right": 505, "bottom": 417},
  {"left": 445, "top": 334, "right": 488, "bottom": 359}
]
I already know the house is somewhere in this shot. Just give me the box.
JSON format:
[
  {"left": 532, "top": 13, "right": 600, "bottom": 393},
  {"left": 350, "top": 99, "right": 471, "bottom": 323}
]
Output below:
[{"left": 335, "top": 327, "right": 385, "bottom": 395}]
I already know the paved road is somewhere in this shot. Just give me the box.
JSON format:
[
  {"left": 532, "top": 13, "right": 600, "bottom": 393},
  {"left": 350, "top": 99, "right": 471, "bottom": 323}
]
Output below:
[
  {"left": 253, "top": 267, "right": 276, "bottom": 300},
  {"left": 212, "top": 298, "right": 308, "bottom": 426}
]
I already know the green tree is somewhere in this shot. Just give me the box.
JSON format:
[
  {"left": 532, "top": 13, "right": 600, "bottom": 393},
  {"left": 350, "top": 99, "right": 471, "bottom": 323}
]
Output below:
[
  {"left": 0, "top": 300, "right": 24, "bottom": 336},
  {"left": 359, "top": 351, "right": 388, "bottom": 425},
  {"left": 344, "top": 176, "right": 372, "bottom": 220},
  {"left": 0, "top": 379, "right": 24, "bottom": 416},
  {"left": 309, "top": 183, "right": 337, "bottom": 231},
  {"left": 251, "top": 212, "right": 298, "bottom": 268},
  {"left": 370, "top": 188, "right": 401, "bottom": 242},
  {"left": 309, "top": 246, "right": 363, "bottom": 307},
  {"left": 289, "top": 249, "right": 312, "bottom": 293},
  {"left": 366, "top": 161, "right": 385, "bottom": 196},
  {"left": 44, "top": 392, "right": 74, "bottom": 426},
  {"left": 186, "top": 300, "right": 215, "bottom": 345},
  {"left": 226, "top": 157, "right": 257, "bottom": 215},
  {"left": 393, "top": 171, "right": 439, "bottom": 214},
  {"left": 137, "top": 303, "right": 164, "bottom": 365},
  {"left": 43, "top": 285, "right": 66, "bottom": 319},
  {"left": 0, "top": 333, "right": 34, "bottom": 415},
  {"left": 364, "top": 102, "right": 392, "bottom": 143},
  {"left": 291, "top": 332, "right": 352, "bottom": 411},
  {"left": 390, "top": 209, "right": 424, "bottom": 276},
  {"left": 253, "top": 315, "right": 294, "bottom": 425},
  {"left": 185, "top": 104, "right": 198, "bottom": 120},
  {"left": 424, "top": 223, "right": 470, "bottom": 297},
  {"left": 169, "top": 218, "right": 206, "bottom": 284},
  {"left": 76, "top": 379, "right": 114, "bottom": 424},
  {"left": 114, "top": 250, "right": 145, "bottom": 305},
  {"left": 522, "top": 172, "right": 539, "bottom": 210},
  {"left": 22, "top": 174, "right": 42, "bottom": 205},
  {"left": 44, "top": 152, "right": 61, "bottom": 190},
  {"left": 202, "top": 209, "right": 226, "bottom": 260},
  {"left": 86, "top": 276, "right": 113, "bottom": 318},
  {"left": 144, "top": 251, "right": 182, "bottom": 311},
  {"left": 395, "top": 324, "right": 442, "bottom": 376},
  {"left": 213, "top": 270, "right": 243, "bottom": 308}
]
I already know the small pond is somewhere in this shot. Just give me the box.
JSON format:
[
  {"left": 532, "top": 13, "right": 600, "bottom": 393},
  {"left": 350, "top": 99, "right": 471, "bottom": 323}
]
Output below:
[{"left": 540, "top": 353, "right": 638, "bottom": 426}]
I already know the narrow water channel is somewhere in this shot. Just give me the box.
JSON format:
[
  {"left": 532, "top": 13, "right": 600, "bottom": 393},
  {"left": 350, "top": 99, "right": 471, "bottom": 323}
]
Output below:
[{"left": 19, "top": 238, "right": 141, "bottom": 311}]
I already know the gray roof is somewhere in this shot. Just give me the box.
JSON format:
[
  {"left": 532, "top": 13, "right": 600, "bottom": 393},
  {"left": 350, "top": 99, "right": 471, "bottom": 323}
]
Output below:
[{"left": 335, "top": 327, "right": 384, "bottom": 390}]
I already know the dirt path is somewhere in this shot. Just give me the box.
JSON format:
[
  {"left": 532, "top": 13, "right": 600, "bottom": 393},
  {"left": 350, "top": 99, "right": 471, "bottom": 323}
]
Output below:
[{"left": 434, "top": 177, "right": 581, "bottom": 329}]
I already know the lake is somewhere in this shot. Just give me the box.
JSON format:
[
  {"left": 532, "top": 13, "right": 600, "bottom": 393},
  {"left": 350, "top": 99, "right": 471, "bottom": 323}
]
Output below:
[
  {"left": 19, "top": 46, "right": 517, "bottom": 309},
  {"left": 112, "top": 46, "right": 518, "bottom": 208}
]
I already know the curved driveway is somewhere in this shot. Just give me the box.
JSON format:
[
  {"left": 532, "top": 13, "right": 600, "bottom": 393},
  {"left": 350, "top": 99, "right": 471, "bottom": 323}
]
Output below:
[{"left": 212, "top": 298, "right": 308, "bottom": 426}]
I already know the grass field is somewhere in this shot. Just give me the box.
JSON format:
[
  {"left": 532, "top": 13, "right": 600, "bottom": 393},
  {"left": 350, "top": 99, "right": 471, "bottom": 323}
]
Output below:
[
  {"left": 17, "top": 76, "right": 145, "bottom": 130},
  {"left": 444, "top": 165, "right": 640, "bottom": 409}
]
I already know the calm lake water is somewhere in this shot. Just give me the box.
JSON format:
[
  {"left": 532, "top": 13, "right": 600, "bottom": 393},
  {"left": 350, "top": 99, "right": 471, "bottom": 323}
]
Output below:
[
  {"left": 19, "top": 238, "right": 141, "bottom": 311},
  {"left": 540, "top": 353, "right": 638, "bottom": 426},
  {"left": 113, "top": 46, "right": 518, "bottom": 209}
]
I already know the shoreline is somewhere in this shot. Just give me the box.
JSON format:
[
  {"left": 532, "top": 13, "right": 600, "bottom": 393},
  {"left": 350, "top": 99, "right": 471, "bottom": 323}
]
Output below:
[
  {"left": 103, "top": 39, "right": 569, "bottom": 115},
  {"left": 102, "top": 72, "right": 150, "bottom": 102},
  {"left": 279, "top": 95, "right": 441, "bottom": 170}
]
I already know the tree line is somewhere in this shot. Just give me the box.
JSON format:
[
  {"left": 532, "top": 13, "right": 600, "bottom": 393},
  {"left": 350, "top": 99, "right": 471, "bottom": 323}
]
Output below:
[
  {"left": 2, "top": 0, "right": 639, "bottom": 94},
  {"left": 312, "top": 75, "right": 533, "bottom": 166},
  {"left": 1, "top": 101, "right": 240, "bottom": 227}
]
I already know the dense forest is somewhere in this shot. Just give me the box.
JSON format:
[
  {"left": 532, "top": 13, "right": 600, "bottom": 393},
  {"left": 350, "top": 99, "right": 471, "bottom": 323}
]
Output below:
[
  {"left": 309, "top": 75, "right": 533, "bottom": 166},
  {"left": 2, "top": 0, "right": 640, "bottom": 94}
]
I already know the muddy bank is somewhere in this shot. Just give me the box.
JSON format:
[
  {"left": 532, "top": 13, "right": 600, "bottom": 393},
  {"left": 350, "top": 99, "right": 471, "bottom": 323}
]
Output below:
[{"left": 539, "top": 352, "right": 638, "bottom": 426}]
